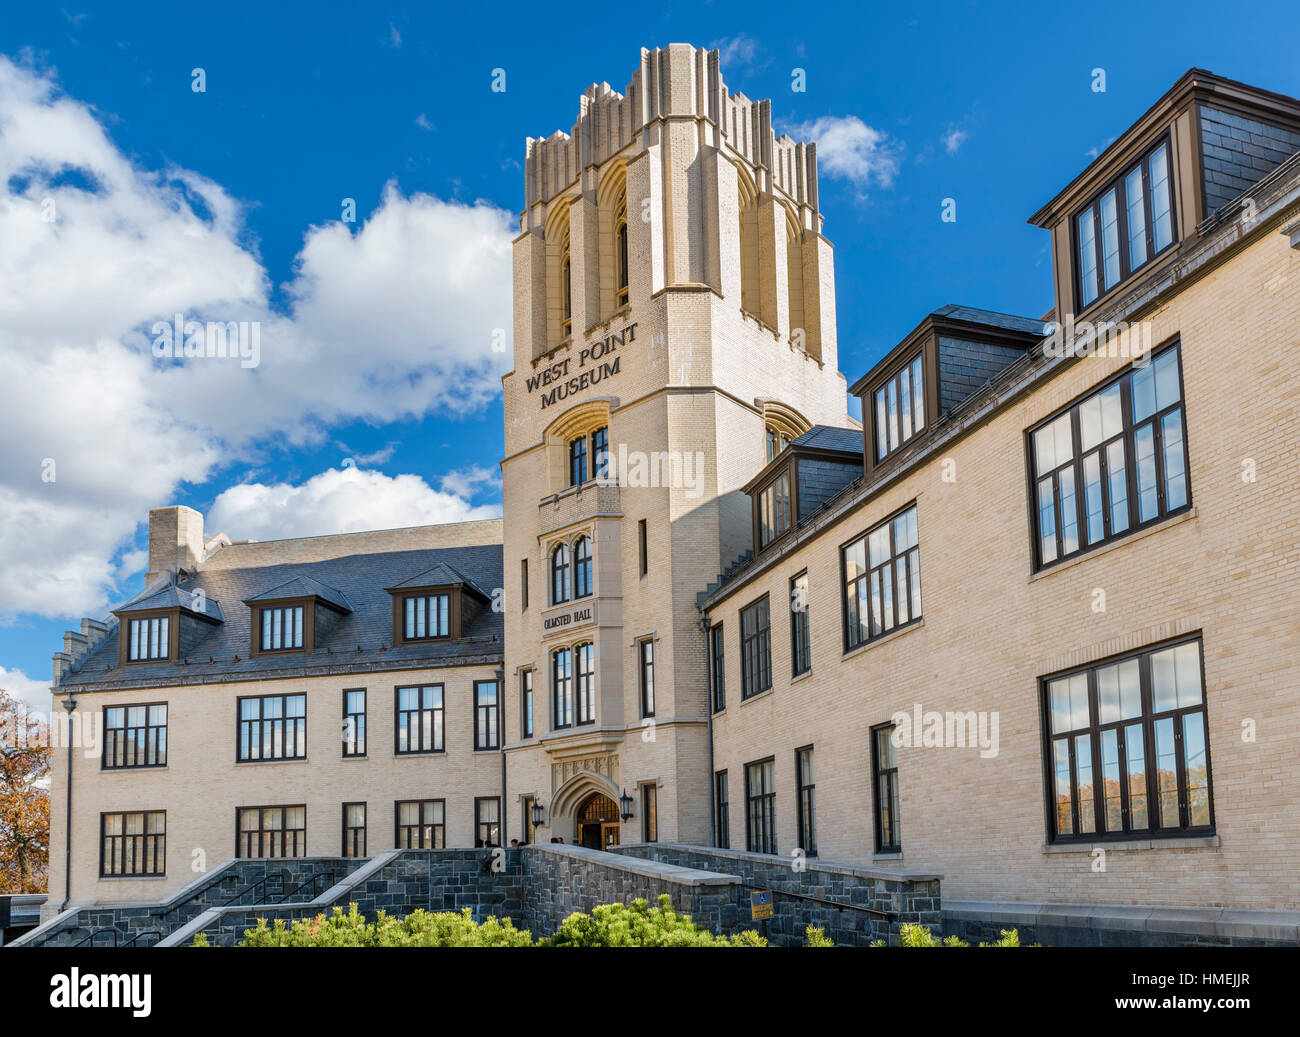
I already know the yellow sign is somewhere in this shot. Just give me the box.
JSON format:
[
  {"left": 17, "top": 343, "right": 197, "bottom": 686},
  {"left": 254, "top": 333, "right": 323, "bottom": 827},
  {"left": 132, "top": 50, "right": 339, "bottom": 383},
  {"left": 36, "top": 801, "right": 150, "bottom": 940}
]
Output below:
[{"left": 750, "top": 890, "right": 774, "bottom": 920}]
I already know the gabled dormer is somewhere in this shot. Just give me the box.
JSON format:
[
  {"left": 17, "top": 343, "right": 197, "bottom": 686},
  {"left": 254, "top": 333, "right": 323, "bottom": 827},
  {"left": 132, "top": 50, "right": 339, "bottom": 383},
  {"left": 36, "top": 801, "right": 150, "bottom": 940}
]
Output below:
[
  {"left": 849, "top": 305, "right": 1048, "bottom": 478},
  {"left": 744, "top": 426, "right": 863, "bottom": 555},
  {"left": 112, "top": 583, "right": 224, "bottom": 666},
  {"left": 1030, "top": 69, "right": 1300, "bottom": 321},
  {"left": 243, "top": 576, "right": 352, "bottom": 657},
  {"left": 385, "top": 562, "right": 493, "bottom": 646}
]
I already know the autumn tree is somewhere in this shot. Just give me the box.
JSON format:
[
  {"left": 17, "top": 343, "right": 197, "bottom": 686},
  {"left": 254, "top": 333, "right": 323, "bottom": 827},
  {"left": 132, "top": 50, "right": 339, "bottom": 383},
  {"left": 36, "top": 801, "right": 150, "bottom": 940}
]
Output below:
[{"left": 0, "top": 689, "right": 50, "bottom": 893}]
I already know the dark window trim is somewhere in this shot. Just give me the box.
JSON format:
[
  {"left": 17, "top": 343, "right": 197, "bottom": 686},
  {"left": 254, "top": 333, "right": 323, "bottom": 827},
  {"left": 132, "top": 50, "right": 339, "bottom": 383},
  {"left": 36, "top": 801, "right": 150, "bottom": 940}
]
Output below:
[
  {"left": 551, "top": 542, "right": 571, "bottom": 605},
  {"left": 342, "top": 687, "right": 366, "bottom": 758},
  {"left": 249, "top": 598, "right": 314, "bottom": 657},
  {"left": 641, "top": 782, "right": 658, "bottom": 842},
  {"left": 99, "top": 810, "right": 166, "bottom": 877},
  {"left": 520, "top": 668, "right": 534, "bottom": 739},
  {"left": 117, "top": 608, "right": 180, "bottom": 666},
  {"left": 551, "top": 646, "right": 573, "bottom": 730},
  {"left": 236, "top": 692, "right": 307, "bottom": 763},
  {"left": 575, "top": 642, "right": 597, "bottom": 726},
  {"left": 102, "top": 701, "right": 168, "bottom": 770},
  {"left": 790, "top": 570, "right": 811, "bottom": 678},
  {"left": 520, "top": 558, "right": 529, "bottom": 612},
  {"left": 739, "top": 593, "right": 772, "bottom": 700},
  {"left": 342, "top": 802, "right": 366, "bottom": 858},
  {"left": 395, "top": 798, "right": 445, "bottom": 849},
  {"left": 638, "top": 637, "right": 655, "bottom": 718},
  {"left": 752, "top": 459, "right": 795, "bottom": 553},
  {"left": 714, "top": 770, "right": 730, "bottom": 849},
  {"left": 475, "top": 796, "right": 502, "bottom": 847},
  {"left": 637, "top": 519, "right": 648, "bottom": 577},
  {"left": 474, "top": 679, "right": 501, "bottom": 750},
  {"left": 869, "top": 346, "right": 929, "bottom": 465},
  {"left": 573, "top": 535, "right": 594, "bottom": 600},
  {"left": 795, "top": 744, "right": 817, "bottom": 857},
  {"left": 710, "top": 623, "right": 726, "bottom": 713},
  {"left": 743, "top": 756, "right": 777, "bottom": 854},
  {"left": 393, "top": 683, "right": 446, "bottom": 755},
  {"left": 871, "top": 723, "right": 901, "bottom": 853},
  {"left": 839, "top": 500, "right": 923, "bottom": 655},
  {"left": 236, "top": 804, "right": 307, "bottom": 859}
]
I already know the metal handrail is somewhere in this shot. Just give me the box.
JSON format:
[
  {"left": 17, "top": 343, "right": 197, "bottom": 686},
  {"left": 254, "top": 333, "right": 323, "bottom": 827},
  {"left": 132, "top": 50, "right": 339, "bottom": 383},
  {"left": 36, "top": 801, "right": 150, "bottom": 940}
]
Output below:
[
  {"left": 69, "top": 927, "right": 121, "bottom": 948},
  {"left": 221, "top": 869, "right": 290, "bottom": 907},
  {"left": 121, "top": 929, "right": 163, "bottom": 947},
  {"left": 278, "top": 871, "right": 336, "bottom": 903},
  {"left": 736, "top": 881, "right": 893, "bottom": 920}
]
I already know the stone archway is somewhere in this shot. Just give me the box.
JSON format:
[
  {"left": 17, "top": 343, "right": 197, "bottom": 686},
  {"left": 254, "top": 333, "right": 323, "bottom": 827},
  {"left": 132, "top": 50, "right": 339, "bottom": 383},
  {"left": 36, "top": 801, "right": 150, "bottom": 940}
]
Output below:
[
  {"left": 550, "top": 770, "right": 621, "bottom": 846},
  {"left": 573, "top": 792, "right": 621, "bottom": 851}
]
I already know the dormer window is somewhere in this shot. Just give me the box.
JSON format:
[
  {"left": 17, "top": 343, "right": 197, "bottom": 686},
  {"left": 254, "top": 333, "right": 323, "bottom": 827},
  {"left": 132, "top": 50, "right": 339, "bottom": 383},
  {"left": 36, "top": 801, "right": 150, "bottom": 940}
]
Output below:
[
  {"left": 873, "top": 353, "right": 925, "bottom": 462},
  {"left": 259, "top": 604, "right": 304, "bottom": 652},
  {"left": 402, "top": 593, "right": 450, "bottom": 641},
  {"left": 1074, "top": 139, "right": 1175, "bottom": 309},
  {"left": 757, "top": 470, "right": 791, "bottom": 549},
  {"left": 245, "top": 577, "right": 352, "bottom": 658},
  {"left": 128, "top": 616, "right": 170, "bottom": 661}
]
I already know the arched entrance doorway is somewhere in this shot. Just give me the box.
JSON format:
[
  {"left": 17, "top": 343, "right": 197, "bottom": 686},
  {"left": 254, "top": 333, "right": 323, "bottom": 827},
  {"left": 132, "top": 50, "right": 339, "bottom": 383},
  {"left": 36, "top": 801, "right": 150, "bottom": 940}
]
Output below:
[{"left": 575, "top": 792, "right": 620, "bottom": 851}]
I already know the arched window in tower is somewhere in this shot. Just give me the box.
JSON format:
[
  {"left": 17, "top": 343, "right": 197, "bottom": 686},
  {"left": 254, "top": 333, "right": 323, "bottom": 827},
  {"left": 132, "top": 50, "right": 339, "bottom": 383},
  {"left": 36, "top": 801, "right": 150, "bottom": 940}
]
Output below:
[
  {"left": 737, "top": 170, "right": 760, "bottom": 317},
  {"left": 561, "top": 236, "right": 572, "bottom": 340},
  {"left": 616, "top": 199, "right": 629, "bottom": 307},
  {"left": 573, "top": 536, "right": 593, "bottom": 599},
  {"left": 551, "top": 542, "right": 571, "bottom": 605},
  {"left": 786, "top": 209, "right": 806, "bottom": 350}
]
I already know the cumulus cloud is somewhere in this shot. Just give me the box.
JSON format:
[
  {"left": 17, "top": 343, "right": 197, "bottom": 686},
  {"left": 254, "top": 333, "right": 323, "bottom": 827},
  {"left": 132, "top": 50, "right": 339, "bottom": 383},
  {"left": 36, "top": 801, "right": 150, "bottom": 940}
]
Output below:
[
  {"left": 0, "top": 666, "right": 52, "bottom": 712},
  {"left": 785, "top": 115, "right": 901, "bottom": 192},
  {"left": 710, "top": 34, "right": 762, "bottom": 71},
  {"left": 942, "top": 126, "right": 969, "bottom": 154},
  {"left": 206, "top": 467, "right": 501, "bottom": 542},
  {"left": 0, "top": 55, "right": 514, "bottom": 621}
]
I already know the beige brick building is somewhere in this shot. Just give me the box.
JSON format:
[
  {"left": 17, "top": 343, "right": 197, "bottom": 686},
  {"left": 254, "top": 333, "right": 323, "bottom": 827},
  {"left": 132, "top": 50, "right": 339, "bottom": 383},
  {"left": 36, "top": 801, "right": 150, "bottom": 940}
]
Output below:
[{"left": 41, "top": 52, "right": 1300, "bottom": 941}]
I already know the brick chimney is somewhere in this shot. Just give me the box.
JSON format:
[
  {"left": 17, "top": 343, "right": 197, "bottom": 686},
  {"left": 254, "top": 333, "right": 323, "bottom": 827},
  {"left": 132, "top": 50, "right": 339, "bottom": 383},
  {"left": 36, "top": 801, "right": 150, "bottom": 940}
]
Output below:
[{"left": 146, "top": 505, "right": 205, "bottom": 585}]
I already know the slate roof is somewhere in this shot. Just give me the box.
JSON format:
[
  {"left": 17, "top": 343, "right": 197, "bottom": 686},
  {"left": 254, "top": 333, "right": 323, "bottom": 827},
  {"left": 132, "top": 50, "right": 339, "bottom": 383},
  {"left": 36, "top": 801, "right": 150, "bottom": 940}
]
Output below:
[
  {"left": 791, "top": 425, "right": 863, "bottom": 456},
  {"left": 112, "top": 583, "right": 226, "bottom": 623},
  {"left": 243, "top": 575, "right": 353, "bottom": 613},
  {"left": 387, "top": 561, "right": 492, "bottom": 601},
  {"left": 59, "top": 543, "right": 504, "bottom": 691},
  {"left": 930, "top": 303, "right": 1052, "bottom": 338}
]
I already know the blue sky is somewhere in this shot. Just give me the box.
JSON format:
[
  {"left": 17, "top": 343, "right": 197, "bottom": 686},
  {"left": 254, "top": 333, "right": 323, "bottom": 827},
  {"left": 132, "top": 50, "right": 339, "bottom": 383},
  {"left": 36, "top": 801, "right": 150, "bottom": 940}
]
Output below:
[{"left": 1, "top": 0, "right": 1297, "bottom": 704}]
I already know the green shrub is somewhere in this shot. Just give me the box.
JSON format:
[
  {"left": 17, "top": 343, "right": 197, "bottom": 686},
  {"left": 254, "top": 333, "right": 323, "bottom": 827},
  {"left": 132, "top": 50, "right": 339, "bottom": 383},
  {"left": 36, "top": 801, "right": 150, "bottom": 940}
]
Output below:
[
  {"left": 804, "top": 925, "right": 835, "bottom": 947},
  {"left": 542, "top": 894, "right": 766, "bottom": 947},
  {"left": 233, "top": 903, "right": 533, "bottom": 947},
  {"left": 870, "top": 923, "right": 1022, "bottom": 948}
]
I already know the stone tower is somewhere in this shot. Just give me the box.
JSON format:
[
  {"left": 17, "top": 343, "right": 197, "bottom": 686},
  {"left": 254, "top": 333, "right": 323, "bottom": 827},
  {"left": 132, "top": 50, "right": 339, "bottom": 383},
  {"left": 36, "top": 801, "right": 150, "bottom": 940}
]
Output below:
[{"left": 500, "top": 43, "right": 850, "bottom": 847}]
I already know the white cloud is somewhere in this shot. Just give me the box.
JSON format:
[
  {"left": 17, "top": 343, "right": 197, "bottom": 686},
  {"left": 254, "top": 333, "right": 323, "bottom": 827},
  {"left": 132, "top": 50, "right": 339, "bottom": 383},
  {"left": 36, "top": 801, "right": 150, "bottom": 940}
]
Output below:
[
  {"left": 414, "top": 113, "right": 434, "bottom": 131},
  {"left": 0, "top": 666, "right": 52, "bottom": 712},
  {"left": 942, "top": 127, "right": 969, "bottom": 154},
  {"left": 785, "top": 115, "right": 901, "bottom": 192},
  {"left": 0, "top": 56, "right": 514, "bottom": 621},
  {"left": 711, "top": 34, "right": 761, "bottom": 71},
  {"left": 206, "top": 466, "right": 501, "bottom": 543}
]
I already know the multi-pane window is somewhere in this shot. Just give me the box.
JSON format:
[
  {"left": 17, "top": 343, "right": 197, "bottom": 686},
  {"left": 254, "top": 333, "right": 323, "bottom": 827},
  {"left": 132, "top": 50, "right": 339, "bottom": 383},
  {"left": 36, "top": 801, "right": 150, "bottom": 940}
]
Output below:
[
  {"left": 1045, "top": 637, "right": 1211, "bottom": 842},
  {"left": 872, "top": 725, "right": 901, "bottom": 852},
  {"left": 552, "top": 647, "right": 573, "bottom": 729},
  {"left": 873, "top": 354, "right": 925, "bottom": 462},
  {"left": 765, "top": 425, "right": 793, "bottom": 462},
  {"left": 569, "top": 434, "right": 588, "bottom": 486},
  {"left": 521, "top": 794, "right": 537, "bottom": 845},
  {"left": 521, "top": 668, "right": 534, "bottom": 738},
  {"left": 474, "top": 680, "right": 500, "bottom": 750},
  {"left": 127, "top": 616, "right": 170, "bottom": 661},
  {"left": 100, "top": 811, "right": 165, "bottom": 877},
  {"left": 573, "top": 536, "right": 593, "bottom": 598},
  {"left": 796, "top": 746, "right": 817, "bottom": 856},
  {"left": 843, "top": 504, "right": 921, "bottom": 651},
  {"left": 576, "top": 643, "right": 596, "bottom": 725},
  {"left": 1075, "top": 140, "right": 1176, "bottom": 308},
  {"left": 103, "top": 703, "right": 167, "bottom": 769},
  {"left": 237, "top": 805, "right": 306, "bottom": 858},
  {"left": 403, "top": 593, "right": 449, "bottom": 640},
  {"left": 710, "top": 624, "right": 726, "bottom": 712},
  {"left": 641, "top": 784, "right": 658, "bottom": 842},
  {"left": 237, "top": 694, "right": 306, "bottom": 762},
  {"left": 616, "top": 202, "right": 630, "bottom": 306},
  {"left": 638, "top": 638, "right": 655, "bottom": 718},
  {"left": 396, "top": 685, "right": 444, "bottom": 754},
  {"left": 475, "top": 797, "right": 501, "bottom": 847},
  {"left": 551, "top": 543, "right": 571, "bottom": 604},
  {"left": 745, "top": 758, "right": 777, "bottom": 854},
  {"left": 758, "top": 471, "right": 791, "bottom": 549},
  {"left": 342, "top": 803, "right": 366, "bottom": 857},
  {"left": 740, "top": 595, "right": 772, "bottom": 700},
  {"left": 714, "top": 770, "right": 730, "bottom": 848},
  {"left": 592, "top": 426, "right": 610, "bottom": 481},
  {"left": 396, "top": 799, "right": 444, "bottom": 848},
  {"left": 790, "top": 572, "right": 811, "bottom": 677},
  {"left": 342, "top": 689, "right": 366, "bottom": 757},
  {"left": 1032, "top": 343, "right": 1189, "bottom": 568},
  {"left": 259, "top": 605, "right": 304, "bottom": 652}
]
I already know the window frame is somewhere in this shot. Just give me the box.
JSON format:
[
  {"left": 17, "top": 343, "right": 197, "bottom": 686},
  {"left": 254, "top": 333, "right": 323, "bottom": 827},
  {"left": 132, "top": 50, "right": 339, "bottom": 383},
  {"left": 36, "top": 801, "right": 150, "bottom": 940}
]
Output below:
[
  {"left": 841, "top": 501, "right": 923, "bottom": 654},
  {"left": 739, "top": 594, "right": 772, "bottom": 701},
  {"left": 395, "top": 798, "right": 445, "bottom": 849},
  {"left": 394, "top": 684, "right": 445, "bottom": 755},
  {"left": 638, "top": 637, "right": 655, "bottom": 718},
  {"left": 342, "top": 802, "right": 366, "bottom": 858},
  {"left": 475, "top": 796, "right": 501, "bottom": 847},
  {"left": 236, "top": 693, "right": 307, "bottom": 763},
  {"left": 236, "top": 804, "right": 307, "bottom": 859},
  {"left": 568, "top": 434, "right": 588, "bottom": 487},
  {"left": 400, "top": 592, "right": 451, "bottom": 642},
  {"left": 641, "top": 783, "right": 658, "bottom": 843},
  {"left": 790, "top": 571, "right": 811, "bottom": 678},
  {"left": 573, "top": 535, "right": 593, "bottom": 599},
  {"left": 255, "top": 602, "right": 307, "bottom": 654},
  {"left": 1026, "top": 341, "right": 1191, "bottom": 572},
  {"left": 744, "top": 757, "right": 777, "bottom": 855},
  {"left": 871, "top": 349, "right": 927, "bottom": 464},
  {"left": 710, "top": 623, "right": 726, "bottom": 713},
  {"left": 342, "top": 688, "right": 366, "bottom": 758},
  {"left": 474, "top": 679, "right": 500, "bottom": 750},
  {"left": 520, "top": 668, "right": 534, "bottom": 739},
  {"left": 637, "top": 519, "right": 648, "bottom": 577},
  {"left": 1039, "top": 633, "right": 1214, "bottom": 845},
  {"left": 871, "top": 723, "right": 902, "bottom": 853},
  {"left": 102, "top": 702, "right": 168, "bottom": 770},
  {"left": 124, "top": 613, "right": 173, "bottom": 663},
  {"left": 99, "top": 810, "right": 166, "bottom": 878},
  {"left": 795, "top": 745, "right": 817, "bottom": 856},
  {"left": 552, "top": 646, "right": 573, "bottom": 730},
  {"left": 550, "top": 542, "right": 571, "bottom": 605},
  {"left": 575, "top": 642, "right": 596, "bottom": 726},
  {"left": 714, "top": 770, "right": 730, "bottom": 849}
]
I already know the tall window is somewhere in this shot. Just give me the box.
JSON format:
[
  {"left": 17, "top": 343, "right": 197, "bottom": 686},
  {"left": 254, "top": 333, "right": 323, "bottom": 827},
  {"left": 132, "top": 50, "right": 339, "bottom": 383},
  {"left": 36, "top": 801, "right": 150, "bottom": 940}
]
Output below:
[
  {"left": 403, "top": 593, "right": 449, "bottom": 640},
  {"left": 765, "top": 425, "right": 791, "bottom": 462},
  {"left": 616, "top": 203, "right": 629, "bottom": 306},
  {"left": 873, "top": 354, "right": 926, "bottom": 462},
  {"left": 843, "top": 504, "right": 921, "bottom": 651},
  {"left": 573, "top": 535, "right": 593, "bottom": 598},
  {"left": 127, "top": 616, "right": 169, "bottom": 661},
  {"left": 259, "top": 605, "right": 304, "bottom": 652},
  {"left": 342, "top": 689, "right": 366, "bottom": 757},
  {"left": 474, "top": 680, "right": 500, "bottom": 750},
  {"left": 238, "top": 694, "right": 306, "bottom": 762},
  {"left": 637, "top": 519, "right": 648, "bottom": 576},
  {"left": 237, "top": 805, "right": 306, "bottom": 858},
  {"left": 551, "top": 543, "right": 571, "bottom": 604},
  {"left": 758, "top": 471, "right": 791, "bottom": 549},
  {"left": 103, "top": 703, "right": 167, "bottom": 769},
  {"left": 1045, "top": 637, "right": 1211, "bottom": 842},
  {"left": 520, "top": 668, "right": 534, "bottom": 738},
  {"left": 710, "top": 624, "right": 726, "bottom": 713},
  {"left": 1075, "top": 140, "right": 1175, "bottom": 308},
  {"left": 796, "top": 746, "right": 817, "bottom": 856},
  {"left": 475, "top": 797, "right": 501, "bottom": 847},
  {"left": 552, "top": 647, "right": 573, "bottom": 729},
  {"left": 714, "top": 771, "right": 730, "bottom": 848},
  {"left": 745, "top": 758, "right": 777, "bottom": 854},
  {"left": 740, "top": 595, "right": 772, "bottom": 700},
  {"left": 396, "top": 799, "right": 444, "bottom": 848},
  {"left": 576, "top": 643, "right": 596, "bottom": 725},
  {"left": 521, "top": 795, "right": 537, "bottom": 845},
  {"left": 790, "top": 572, "right": 811, "bottom": 677},
  {"left": 1032, "top": 343, "right": 1189, "bottom": 569},
  {"left": 520, "top": 558, "right": 529, "bottom": 611},
  {"left": 569, "top": 434, "right": 588, "bottom": 486},
  {"left": 100, "top": 811, "right": 165, "bottom": 877},
  {"left": 641, "top": 784, "right": 658, "bottom": 842},
  {"left": 561, "top": 242, "right": 572, "bottom": 339},
  {"left": 396, "top": 685, "right": 444, "bottom": 754},
  {"left": 592, "top": 426, "right": 610, "bottom": 481},
  {"left": 638, "top": 638, "right": 655, "bottom": 718},
  {"left": 342, "top": 803, "right": 366, "bottom": 857},
  {"left": 872, "top": 725, "right": 901, "bottom": 852}
]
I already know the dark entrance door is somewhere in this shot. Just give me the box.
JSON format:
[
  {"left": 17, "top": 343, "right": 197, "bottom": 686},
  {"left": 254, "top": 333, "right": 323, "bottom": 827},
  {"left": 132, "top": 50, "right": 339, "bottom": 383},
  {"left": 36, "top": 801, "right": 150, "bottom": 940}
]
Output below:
[{"left": 576, "top": 793, "right": 619, "bottom": 851}]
